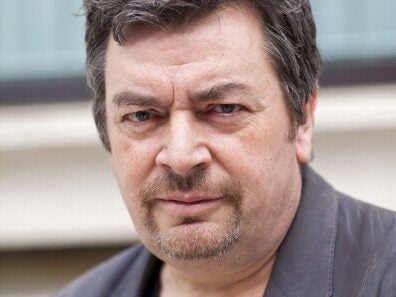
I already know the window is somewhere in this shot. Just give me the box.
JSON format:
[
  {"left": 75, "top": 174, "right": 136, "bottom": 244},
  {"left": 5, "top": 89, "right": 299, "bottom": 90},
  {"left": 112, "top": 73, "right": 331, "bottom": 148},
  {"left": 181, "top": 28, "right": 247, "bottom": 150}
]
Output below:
[{"left": 1, "top": 0, "right": 395, "bottom": 104}]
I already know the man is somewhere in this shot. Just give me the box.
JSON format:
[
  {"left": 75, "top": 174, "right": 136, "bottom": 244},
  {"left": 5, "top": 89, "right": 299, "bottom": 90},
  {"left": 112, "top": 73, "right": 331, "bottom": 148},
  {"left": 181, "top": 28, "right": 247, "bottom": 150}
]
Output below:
[{"left": 56, "top": 0, "right": 396, "bottom": 296}]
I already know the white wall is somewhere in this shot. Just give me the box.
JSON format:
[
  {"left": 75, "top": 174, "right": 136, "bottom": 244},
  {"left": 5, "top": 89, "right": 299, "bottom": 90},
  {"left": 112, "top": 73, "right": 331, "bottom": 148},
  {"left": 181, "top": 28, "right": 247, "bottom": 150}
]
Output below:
[{"left": 312, "top": 84, "right": 396, "bottom": 210}]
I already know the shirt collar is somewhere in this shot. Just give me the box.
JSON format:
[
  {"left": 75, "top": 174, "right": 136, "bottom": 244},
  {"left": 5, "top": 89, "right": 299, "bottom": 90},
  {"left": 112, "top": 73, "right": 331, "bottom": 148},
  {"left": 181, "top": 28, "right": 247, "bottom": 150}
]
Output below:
[
  {"left": 111, "top": 247, "right": 160, "bottom": 297},
  {"left": 264, "top": 165, "right": 338, "bottom": 297}
]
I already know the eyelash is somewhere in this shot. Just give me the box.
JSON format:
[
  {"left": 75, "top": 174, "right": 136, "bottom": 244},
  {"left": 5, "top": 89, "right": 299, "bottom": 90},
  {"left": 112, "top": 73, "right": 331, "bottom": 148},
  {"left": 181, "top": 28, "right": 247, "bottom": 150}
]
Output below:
[
  {"left": 122, "top": 104, "right": 243, "bottom": 125},
  {"left": 125, "top": 110, "right": 153, "bottom": 123},
  {"left": 213, "top": 104, "right": 242, "bottom": 114}
]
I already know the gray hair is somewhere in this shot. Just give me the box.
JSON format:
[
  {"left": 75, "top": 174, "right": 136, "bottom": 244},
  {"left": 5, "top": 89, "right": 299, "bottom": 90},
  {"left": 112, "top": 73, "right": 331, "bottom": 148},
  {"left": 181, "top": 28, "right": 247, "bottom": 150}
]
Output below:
[{"left": 83, "top": 0, "right": 321, "bottom": 151}]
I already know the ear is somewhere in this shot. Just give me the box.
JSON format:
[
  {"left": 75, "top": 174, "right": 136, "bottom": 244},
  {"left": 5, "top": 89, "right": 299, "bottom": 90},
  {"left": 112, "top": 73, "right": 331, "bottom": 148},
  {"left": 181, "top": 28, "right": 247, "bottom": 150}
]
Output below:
[{"left": 295, "top": 87, "right": 318, "bottom": 163}]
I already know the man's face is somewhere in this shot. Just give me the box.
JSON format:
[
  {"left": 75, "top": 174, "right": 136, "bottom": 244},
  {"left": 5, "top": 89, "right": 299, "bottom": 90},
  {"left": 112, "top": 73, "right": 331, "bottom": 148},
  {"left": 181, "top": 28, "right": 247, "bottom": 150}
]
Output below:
[{"left": 105, "top": 4, "right": 314, "bottom": 265}]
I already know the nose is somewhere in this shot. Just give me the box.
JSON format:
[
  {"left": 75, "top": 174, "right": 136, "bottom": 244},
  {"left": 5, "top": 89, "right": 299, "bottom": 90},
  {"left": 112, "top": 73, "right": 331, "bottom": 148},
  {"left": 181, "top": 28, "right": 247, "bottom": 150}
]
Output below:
[{"left": 155, "top": 112, "right": 211, "bottom": 176}]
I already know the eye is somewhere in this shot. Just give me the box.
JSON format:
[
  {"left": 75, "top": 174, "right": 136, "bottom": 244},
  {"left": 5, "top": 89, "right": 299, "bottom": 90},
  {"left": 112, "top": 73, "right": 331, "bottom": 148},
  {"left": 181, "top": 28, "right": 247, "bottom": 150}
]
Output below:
[
  {"left": 214, "top": 104, "right": 241, "bottom": 114},
  {"left": 124, "top": 110, "right": 152, "bottom": 123}
]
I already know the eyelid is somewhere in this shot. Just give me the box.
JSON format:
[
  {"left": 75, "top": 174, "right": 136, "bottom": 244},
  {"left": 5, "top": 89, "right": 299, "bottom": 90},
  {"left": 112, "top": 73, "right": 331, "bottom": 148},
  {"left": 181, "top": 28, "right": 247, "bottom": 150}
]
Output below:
[
  {"left": 127, "top": 111, "right": 151, "bottom": 123},
  {"left": 122, "top": 109, "right": 150, "bottom": 121},
  {"left": 213, "top": 104, "right": 243, "bottom": 113}
]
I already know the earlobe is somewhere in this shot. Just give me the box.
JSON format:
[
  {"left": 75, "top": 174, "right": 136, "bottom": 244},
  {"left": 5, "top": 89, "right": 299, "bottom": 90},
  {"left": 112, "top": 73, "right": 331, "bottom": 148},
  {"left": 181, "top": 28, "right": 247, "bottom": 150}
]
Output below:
[{"left": 295, "top": 87, "right": 318, "bottom": 164}]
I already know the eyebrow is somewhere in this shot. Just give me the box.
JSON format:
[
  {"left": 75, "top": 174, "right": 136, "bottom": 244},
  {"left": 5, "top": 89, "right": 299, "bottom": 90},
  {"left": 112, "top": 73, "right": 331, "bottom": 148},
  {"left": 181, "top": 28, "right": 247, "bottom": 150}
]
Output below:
[
  {"left": 112, "top": 91, "right": 164, "bottom": 108},
  {"left": 191, "top": 82, "right": 249, "bottom": 102},
  {"left": 111, "top": 82, "right": 250, "bottom": 108}
]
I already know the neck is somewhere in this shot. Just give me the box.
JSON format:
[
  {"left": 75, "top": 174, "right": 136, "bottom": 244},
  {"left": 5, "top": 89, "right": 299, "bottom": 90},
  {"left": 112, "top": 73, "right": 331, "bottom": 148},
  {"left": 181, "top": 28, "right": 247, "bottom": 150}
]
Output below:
[{"left": 159, "top": 253, "right": 276, "bottom": 297}]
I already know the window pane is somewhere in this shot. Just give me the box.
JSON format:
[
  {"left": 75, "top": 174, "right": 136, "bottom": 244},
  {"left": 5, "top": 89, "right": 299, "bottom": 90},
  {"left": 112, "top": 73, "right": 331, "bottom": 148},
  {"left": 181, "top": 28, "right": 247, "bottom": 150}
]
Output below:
[
  {"left": 311, "top": 0, "right": 396, "bottom": 61},
  {"left": 0, "top": 0, "right": 85, "bottom": 81},
  {"left": 0, "top": 0, "right": 395, "bottom": 83}
]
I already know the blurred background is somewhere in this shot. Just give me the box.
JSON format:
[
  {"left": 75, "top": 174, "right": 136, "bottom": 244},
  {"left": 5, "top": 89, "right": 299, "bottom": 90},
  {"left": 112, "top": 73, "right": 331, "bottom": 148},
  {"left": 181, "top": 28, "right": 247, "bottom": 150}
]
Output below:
[{"left": 1, "top": 0, "right": 395, "bottom": 296}]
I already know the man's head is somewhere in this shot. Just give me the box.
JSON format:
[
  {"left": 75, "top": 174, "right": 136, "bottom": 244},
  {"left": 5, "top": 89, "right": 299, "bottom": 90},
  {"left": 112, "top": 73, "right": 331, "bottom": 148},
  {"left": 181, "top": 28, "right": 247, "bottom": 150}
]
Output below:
[
  {"left": 84, "top": 0, "right": 321, "bottom": 151},
  {"left": 83, "top": 0, "right": 320, "bottom": 270}
]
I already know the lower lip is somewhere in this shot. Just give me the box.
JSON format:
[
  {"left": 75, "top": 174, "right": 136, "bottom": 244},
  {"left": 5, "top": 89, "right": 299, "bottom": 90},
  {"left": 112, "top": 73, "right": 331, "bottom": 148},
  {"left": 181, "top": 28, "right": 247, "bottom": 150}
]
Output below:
[{"left": 158, "top": 198, "right": 223, "bottom": 215}]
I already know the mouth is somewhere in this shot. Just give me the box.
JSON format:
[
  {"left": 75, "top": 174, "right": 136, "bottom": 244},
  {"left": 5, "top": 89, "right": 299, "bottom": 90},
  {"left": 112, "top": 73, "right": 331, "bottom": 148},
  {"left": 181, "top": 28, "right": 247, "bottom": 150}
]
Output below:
[{"left": 157, "top": 195, "right": 224, "bottom": 216}]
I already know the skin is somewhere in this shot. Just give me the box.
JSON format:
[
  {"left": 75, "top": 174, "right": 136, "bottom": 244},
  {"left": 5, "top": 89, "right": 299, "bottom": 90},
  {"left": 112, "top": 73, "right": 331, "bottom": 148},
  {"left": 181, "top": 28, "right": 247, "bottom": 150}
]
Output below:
[{"left": 105, "top": 3, "right": 317, "bottom": 297}]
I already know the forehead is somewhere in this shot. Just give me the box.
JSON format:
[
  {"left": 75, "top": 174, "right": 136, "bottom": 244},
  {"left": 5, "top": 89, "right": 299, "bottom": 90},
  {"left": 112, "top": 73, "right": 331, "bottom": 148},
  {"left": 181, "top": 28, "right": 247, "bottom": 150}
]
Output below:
[
  {"left": 104, "top": 3, "right": 277, "bottom": 101},
  {"left": 118, "top": 4, "right": 263, "bottom": 62}
]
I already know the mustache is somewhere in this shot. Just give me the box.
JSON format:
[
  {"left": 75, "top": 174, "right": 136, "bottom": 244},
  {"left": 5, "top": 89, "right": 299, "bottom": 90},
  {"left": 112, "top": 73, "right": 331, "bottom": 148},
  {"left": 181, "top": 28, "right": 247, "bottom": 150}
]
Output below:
[{"left": 138, "top": 169, "right": 242, "bottom": 205}]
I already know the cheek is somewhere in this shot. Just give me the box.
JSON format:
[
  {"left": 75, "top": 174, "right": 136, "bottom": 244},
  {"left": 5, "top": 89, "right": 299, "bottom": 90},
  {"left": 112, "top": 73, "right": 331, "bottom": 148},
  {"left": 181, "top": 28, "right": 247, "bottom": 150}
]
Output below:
[
  {"left": 214, "top": 122, "right": 291, "bottom": 175},
  {"left": 111, "top": 138, "right": 158, "bottom": 198},
  {"left": 110, "top": 140, "right": 157, "bottom": 230},
  {"left": 212, "top": 122, "right": 297, "bottom": 203}
]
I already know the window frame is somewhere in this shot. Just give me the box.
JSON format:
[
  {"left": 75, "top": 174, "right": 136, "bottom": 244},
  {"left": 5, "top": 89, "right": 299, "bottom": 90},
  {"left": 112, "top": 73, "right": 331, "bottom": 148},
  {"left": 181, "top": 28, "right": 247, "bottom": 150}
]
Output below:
[{"left": 1, "top": 59, "right": 396, "bottom": 105}]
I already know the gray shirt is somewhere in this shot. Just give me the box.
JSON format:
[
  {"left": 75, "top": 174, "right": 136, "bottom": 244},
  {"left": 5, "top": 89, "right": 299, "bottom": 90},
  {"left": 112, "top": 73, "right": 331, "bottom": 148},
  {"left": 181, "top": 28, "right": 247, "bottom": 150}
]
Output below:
[{"left": 55, "top": 166, "right": 396, "bottom": 297}]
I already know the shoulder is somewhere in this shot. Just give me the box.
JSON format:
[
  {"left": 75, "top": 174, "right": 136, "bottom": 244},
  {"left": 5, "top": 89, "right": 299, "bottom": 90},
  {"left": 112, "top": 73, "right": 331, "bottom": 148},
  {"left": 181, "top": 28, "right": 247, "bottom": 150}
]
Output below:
[
  {"left": 334, "top": 192, "right": 396, "bottom": 296},
  {"left": 54, "top": 243, "right": 153, "bottom": 297},
  {"left": 336, "top": 191, "right": 396, "bottom": 243}
]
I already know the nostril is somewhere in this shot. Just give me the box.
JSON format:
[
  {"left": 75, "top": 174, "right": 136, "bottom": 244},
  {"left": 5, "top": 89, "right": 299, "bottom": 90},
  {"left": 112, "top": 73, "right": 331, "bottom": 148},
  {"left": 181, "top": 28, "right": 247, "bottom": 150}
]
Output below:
[{"left": 155, "top": 144, "right": 212, "bottom": 176}]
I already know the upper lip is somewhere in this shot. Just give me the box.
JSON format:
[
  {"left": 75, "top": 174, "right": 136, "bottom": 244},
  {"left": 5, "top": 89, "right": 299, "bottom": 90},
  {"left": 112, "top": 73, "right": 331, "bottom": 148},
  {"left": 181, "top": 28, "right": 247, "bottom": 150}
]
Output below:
[{"left": 157, "top": 192, "right": 221, "bottom": 203}]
